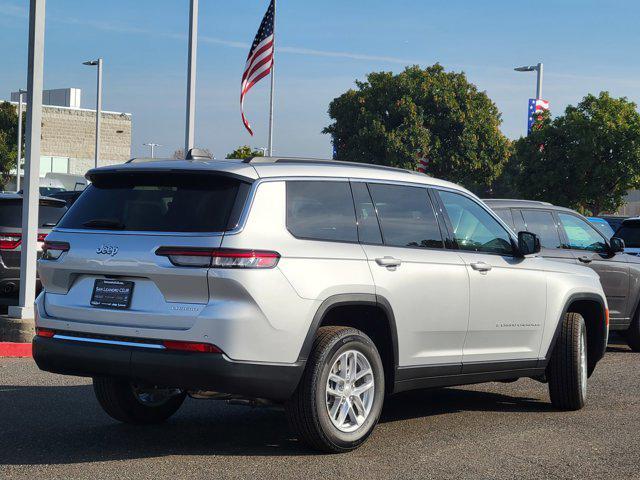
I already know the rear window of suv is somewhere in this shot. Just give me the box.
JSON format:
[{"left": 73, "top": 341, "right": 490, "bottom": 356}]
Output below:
[
  {"left": 58, "top": 172, "right": 251, "bottom": 232},
  {"left": 0, "top": 199, "right": 67, "bottom": 228}
]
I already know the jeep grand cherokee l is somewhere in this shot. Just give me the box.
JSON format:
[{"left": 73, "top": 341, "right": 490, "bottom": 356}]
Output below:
[{"left": 33, "top": 157, "right": 608, "bottom": 452}]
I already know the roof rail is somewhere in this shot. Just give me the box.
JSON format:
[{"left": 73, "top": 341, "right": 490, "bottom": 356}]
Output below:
[
  {"left": 242, "top": 156, "right": 422, "bottom": 175},
  {"left": 483, "top": 198, "right": 553, "bottom": 206}
]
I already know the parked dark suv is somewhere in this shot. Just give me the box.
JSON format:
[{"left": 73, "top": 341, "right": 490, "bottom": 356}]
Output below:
[
  {"left": 0, "top": 193, "right": 67, "bottom": 304},
  {"left": 485, "top": 199, "right": 640, "bottom": 350}
]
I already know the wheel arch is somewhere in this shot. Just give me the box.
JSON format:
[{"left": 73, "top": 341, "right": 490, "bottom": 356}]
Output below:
[
  {"left": 542, "top": 292, "right": 608, "bottom": 375},
  {"left": 297, "top": 294, "right": 399, "bottom": 393}
]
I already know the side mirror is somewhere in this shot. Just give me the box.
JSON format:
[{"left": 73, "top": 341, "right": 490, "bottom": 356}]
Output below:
[
  {"left": 609, "top": 237, "right": 625, "bottom": 253},
  {"left": 517, "top": 231, "right": 541, "bottom": 256}
]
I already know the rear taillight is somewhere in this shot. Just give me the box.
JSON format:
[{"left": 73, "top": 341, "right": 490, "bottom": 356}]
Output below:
[
  {"left": 37, "top": 233, "right": 47, "bottom": 242},
  {"left": 42, "top": 241, "right": 70, "bottom": 260},
  {"left": 0, "top": 233, "right": 22, "bottom": 250},
  {"left": 156, "top": 247, "right": 280, "bottom": 269},
  {"left": 162, "top": 340, "right": 223, "bottom": 353}
]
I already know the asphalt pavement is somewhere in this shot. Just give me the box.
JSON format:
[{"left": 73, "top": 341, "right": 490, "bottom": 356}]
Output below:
[{"left": 1, "top": 338, "right": 638, "bottom": 480}]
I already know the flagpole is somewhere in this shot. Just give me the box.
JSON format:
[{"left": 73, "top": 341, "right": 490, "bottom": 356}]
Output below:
[{"left": 267, "top": 0, "right": 276, "bottom": 156}]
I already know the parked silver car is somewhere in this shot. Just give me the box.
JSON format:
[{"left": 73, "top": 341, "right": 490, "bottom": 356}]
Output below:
[{"left": 33, "top": 156, "right": 608, "bottom": 452}]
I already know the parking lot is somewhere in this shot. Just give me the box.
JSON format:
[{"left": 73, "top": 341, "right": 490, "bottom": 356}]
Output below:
[{"left": 0, "top": 337, "right": 638, "bottom": 480}]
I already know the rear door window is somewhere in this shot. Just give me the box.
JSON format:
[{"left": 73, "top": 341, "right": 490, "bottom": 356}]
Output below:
[
  {"left": 286, "top": 181, "right": 358, "bottom": 242},
  {"left": 521, "top": 209, "right": 563, "bottom": 249},
  {"left": 58, "top": 172, "right": 250, "bottom": 232},
  {"left": 367, "top": 183, "right": 443, "bottom": 249}
]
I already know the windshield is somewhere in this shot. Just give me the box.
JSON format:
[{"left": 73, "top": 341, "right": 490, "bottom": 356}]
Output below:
[
  {"left": 58, "top": 172, "right": 251, "bottom": 232},
  {"left": 615, "top": 221, "right": 640, "bottom": 248}
]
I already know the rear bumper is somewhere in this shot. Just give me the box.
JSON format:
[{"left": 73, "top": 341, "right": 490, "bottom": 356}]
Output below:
[{"left": 33, "top": 335, "right": 304, "bottom": 401}]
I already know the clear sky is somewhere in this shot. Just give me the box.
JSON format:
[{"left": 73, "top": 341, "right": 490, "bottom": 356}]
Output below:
[{"left": 1, "top": 0, "right": 639, "bottom": 160}]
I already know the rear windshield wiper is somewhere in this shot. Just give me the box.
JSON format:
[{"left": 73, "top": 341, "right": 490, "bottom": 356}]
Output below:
[
  {"left": 41, "top": 222, "right": 58, "bottom": 228},
  {"left": 82, "top": 219, "right": 126, "bottom": 230}
]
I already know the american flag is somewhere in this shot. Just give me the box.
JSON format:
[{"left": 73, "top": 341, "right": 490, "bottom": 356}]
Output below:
[
  {"left": 527, "top": 98, "right": 550, "bottom": 133},
  {"left": 241, "top": 0, "right": 275, "bottom": 136}
]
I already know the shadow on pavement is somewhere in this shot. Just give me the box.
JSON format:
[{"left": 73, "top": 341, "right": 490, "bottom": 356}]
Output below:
[{"left": 0, "top": 380, "right": 554, "bottom": 465}]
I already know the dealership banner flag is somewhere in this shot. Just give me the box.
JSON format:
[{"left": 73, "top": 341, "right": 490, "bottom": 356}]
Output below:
[{"left": 527, "top": 98, "right": 550, "bottom": 134}]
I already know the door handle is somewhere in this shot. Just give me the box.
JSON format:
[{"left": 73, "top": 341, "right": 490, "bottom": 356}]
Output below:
[
  {"left": 470, "top": 261, "right": 492, "bottom": 273},
  {"left": 375, "top": 256, "right": 402, "bottom": 268},
  {"left": 578, "top": 255, "right": 592, "bottom": 264}
]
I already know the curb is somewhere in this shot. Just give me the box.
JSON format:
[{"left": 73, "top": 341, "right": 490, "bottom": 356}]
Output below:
[{"left": 0, "top": 342, "right": 32, "bottom": 358}]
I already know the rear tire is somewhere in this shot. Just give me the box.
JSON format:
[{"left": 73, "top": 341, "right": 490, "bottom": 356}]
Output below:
[
  {"left": 286, "top": 326, "right": 385, "bottom": 453},
  {"left": 93, "top": 377, "right": 186, "bottom": 424},
  {"left": 547, "top": 312, "right": 588, "bottom": 410},
  {"left": 624, "top": 311, "right": 640, "bottom": 352}
]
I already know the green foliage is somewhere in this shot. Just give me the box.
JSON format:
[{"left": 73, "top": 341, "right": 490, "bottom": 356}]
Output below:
[
  {"left": 323, "top": 64, "right": 511, "bottom": 195},
  {"left": 225, "top": 145, "right": 265, "bottom": 159},
  {"left": 0, "top": 101, "right": 24, "bottom": 188},
  {"left": 506, "top": 92, "right": 640, "bottom": 215}
]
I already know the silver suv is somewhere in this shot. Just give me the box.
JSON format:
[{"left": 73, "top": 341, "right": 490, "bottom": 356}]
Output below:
[{"left": 33, "top": 156, "right": 608, "bottom": 452}]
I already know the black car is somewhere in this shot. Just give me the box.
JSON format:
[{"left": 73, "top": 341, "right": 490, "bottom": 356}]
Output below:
[
  {"left": 0, "top": 194, "right": 67, "bottom": 304},
  {"left": 484, "top": 199, "right": 640, "bottom": 351}
]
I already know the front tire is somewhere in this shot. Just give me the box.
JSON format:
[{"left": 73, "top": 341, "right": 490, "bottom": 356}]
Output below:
[
  {"left": 93, "top": 377, "right": 186, "bottom": 424},
  {"left": 286, "top": 326, "right": 385, "bottom": 453},
  {"left": 546, "top": 312, "right": 588, "bottom": 410}
]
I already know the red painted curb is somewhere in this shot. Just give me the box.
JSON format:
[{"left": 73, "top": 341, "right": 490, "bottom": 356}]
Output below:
[{"left": 0, "top": 342, "right": 32, "bottom": 358}]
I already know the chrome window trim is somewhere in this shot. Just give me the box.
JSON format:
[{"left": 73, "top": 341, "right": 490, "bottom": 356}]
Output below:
[{"left": 53, "top": 334, "right": 166, "bottom": 350}]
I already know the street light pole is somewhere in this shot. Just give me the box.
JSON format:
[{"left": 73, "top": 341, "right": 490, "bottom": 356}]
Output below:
[
  {"left": 184, "top": 0, "right": 198, "bottom": 158},
  {"left": 514, "top": 62, "right": 544, "bottom": 99},
  {"left": 9, "top": 0, "right": 45, "bottom": 319},
  {"left": 535, "top": 62, "right": 543, "bottom": 100},
  {"left": 143, "top": 143, "right": 162, "bottom": 158},
  {"left": 16, "top": 89, "right": 26, "bottom": 192},
  {"left": 83, "top": 58, "right": 103, "bottom": 168}
]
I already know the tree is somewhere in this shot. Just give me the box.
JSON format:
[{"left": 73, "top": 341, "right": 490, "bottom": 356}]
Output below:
[
  {"left": 0, "top": 101, "right": 25, "bottom": 188},
  {"left": 509, "top": 92, "right": 640, "bottom": 215},
  {"left": 225, "top": 145, "right": 265, "bottom": 159},
  {"left": 323, "top": 64, "right": 511, "bottom": 195}
]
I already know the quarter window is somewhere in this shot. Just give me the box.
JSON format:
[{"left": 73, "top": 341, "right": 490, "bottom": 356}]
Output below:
[
  {"left": 367, "top": 184, "right": 443, "bottom": 249},
  {"left": 521, "top": 210, "right": 562, "bottom": 249},
  {"left": 286, "top": 181, "right": 358, "bottom": 242},
  {"left": 557, "top": 213, "right": 607, "bottom": 252},
  {"left": 439, "top": 191, "right": 514, "bottom": 255}
]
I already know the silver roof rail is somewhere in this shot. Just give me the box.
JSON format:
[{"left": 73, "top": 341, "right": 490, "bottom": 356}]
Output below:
[{"left": 242, "top": 156, "right": 422, "bottom": 175}]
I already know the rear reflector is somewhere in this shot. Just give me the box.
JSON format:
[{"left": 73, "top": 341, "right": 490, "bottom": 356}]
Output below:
[
  {"left": 162, "top": 340, "right": 223, "bottom": 353},
  {"left": 42, "top": 241, "right": 70, "bottom": 260},
  {"left": 0, "top": 233, "right": 21, "bottom": 250},
  {"left": 156, "top": 247, "right": 280, "bottom": 269},
  {"left": 36, "top": 328, "right": 55, "bottom": 338}
]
